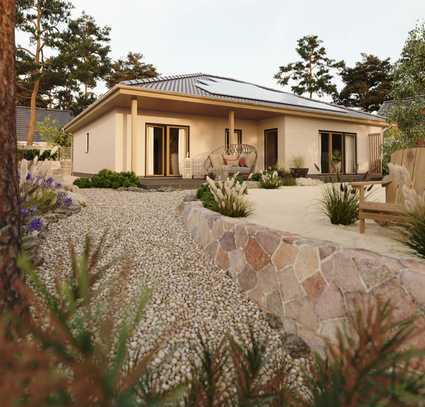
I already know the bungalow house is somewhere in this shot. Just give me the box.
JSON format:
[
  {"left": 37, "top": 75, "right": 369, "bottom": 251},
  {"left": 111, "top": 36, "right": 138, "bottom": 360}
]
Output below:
[{"left": 64, "top": 73, "right": 387, "bottom": 178}]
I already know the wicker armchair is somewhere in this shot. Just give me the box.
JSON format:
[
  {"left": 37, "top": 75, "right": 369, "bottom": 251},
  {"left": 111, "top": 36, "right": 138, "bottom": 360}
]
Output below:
[{"left": 204, "top": 144, "right": 257, "bottom": 179}]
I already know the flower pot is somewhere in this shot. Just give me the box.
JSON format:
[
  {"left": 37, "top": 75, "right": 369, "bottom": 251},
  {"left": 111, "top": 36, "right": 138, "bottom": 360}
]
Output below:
[
  {"left": 416, "top": 138, "right": 425, "bottom": 147},
  {"left": 290, "top": 168, "right": 309, "bottom": 178}
]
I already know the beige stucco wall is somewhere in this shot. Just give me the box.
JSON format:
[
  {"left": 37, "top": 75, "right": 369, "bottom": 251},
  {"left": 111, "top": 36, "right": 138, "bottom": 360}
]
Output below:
[
  {"left": 72, "top": 110, "right": 118, "bottom": 174},
  {"left": 284, "top": 116, "right": 384, "bottom": 174}
]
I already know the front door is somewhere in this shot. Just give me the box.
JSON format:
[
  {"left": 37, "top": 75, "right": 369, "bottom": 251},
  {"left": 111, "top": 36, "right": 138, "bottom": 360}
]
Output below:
[{"left": 264, "top": 128, "right": 278, "bottom": 169}]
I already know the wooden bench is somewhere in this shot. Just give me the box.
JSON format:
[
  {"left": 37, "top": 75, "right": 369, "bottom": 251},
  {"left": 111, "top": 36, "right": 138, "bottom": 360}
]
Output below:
[{"left": 351, "top": 148, "right": 425, "bottom": 234}]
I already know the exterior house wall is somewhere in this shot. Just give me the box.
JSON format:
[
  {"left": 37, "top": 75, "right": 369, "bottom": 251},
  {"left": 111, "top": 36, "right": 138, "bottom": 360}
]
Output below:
[
  {"left": 116, "top": 109, "right": 260, "bottom": 176},
  {"left": 72, "top": 110, "right": 118, "bottom": 174},
  {"left": 284, "top": 116, "right": 384, "bottom": 174}
]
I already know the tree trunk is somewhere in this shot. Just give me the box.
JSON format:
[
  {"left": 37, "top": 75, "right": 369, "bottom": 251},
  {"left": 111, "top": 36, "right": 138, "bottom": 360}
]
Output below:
[
  {"left": 25, "top": 5, "right": 42, "bottom": 146},
  {"left": 26, "top": 77, "right": 40, "bottom": 145},
  {"left": 0, "top": 0, "right": 22, "bottom": 311}
]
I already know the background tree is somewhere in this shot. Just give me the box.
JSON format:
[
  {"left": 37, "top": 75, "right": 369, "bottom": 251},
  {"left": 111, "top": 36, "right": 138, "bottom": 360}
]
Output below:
[
  {"left": 16, "top": 0, "right": 72, "bottom": 145},
  {"left": 274, "top": 35, "right": 344, "bottom": 99},
  {"left": 56, "top": 12, "right": 111, "bottom": 114},
  {"left": 334, "top": 54, "right": 393, "bottom": 112},
  {"left": 105, "top": 52, "right": 158, "bottom": 88},
  {"left": 0, "top": 0, "right": 22, "bottom": 310},
  {"left": 388, "top": 22, "right": 425, "bottom": 144}
]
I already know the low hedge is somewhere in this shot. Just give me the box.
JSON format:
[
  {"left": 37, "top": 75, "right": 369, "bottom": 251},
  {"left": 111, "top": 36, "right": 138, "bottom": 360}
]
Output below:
[
  {"left": 74, "top": 169, "right": 140, "bottom": 189},
  {"left": 196, "top": 183, "right": 218, "bottom": 211},
  {"left": 18, "top": 149, "right": 58, "bottom": 161}
]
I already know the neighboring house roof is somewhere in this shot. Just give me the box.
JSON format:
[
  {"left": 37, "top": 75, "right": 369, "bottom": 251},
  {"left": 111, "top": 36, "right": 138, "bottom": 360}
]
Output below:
[
  {"left": 122, "top": 73, "right": 385, "bottom": 122},
  {"left": 16, "top": 106, "right": 73, "bottom": 143}
]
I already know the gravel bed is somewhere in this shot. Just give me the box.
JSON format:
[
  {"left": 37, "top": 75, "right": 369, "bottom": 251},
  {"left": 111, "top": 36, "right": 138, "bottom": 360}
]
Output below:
[{"left": 39, "top": 189, "right": 310, "bottom": 399}]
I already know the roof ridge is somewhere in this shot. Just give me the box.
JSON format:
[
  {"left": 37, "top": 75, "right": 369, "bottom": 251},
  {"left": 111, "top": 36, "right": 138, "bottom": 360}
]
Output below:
[
  {"left": 16, "top": 105, "right": 72, "bottom": 114},
  {"left": 121, "top": 72, "right": 206, "bottom": 86}
]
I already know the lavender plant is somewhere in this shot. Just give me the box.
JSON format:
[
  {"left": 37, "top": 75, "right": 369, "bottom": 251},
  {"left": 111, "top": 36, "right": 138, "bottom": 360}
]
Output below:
[{"left": 18, "top": 151, "right": 73, "bottom": 236}]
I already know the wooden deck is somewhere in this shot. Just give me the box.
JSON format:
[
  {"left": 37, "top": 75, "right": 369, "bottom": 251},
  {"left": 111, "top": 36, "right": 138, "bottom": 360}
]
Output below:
[{"left": 140, "top": 177, "right": 205, "bottom": 189}]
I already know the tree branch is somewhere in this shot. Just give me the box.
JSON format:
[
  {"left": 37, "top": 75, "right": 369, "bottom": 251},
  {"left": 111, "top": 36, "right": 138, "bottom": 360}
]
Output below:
[{"left": 16, "top": 46, "right": 36, "bottom": 58}]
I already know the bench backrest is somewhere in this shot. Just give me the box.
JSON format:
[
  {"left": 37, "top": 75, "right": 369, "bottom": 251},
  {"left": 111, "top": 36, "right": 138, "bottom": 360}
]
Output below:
[{"left": 387, "top": 148, "right": 425, "bottom": 204}]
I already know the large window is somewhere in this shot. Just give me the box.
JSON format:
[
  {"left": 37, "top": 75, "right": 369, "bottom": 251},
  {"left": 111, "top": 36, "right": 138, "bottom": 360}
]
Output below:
[
  {"left": 319, "top": 131, "right": 357, "bottom": 174},
  {"left": 225, "top": 128, "right": 242, "bottom": 149},
  {"left": 145, "top": 124, "right": 189, "bottom": 176}
]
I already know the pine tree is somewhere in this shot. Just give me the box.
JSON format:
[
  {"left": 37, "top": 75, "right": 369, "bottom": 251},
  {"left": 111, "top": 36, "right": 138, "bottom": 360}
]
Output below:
[
  {"left": 0, "top": 0, "right": 22, "bottom": 311},
  {"left": 16, "top": 0, "right": 72, "bottom": 145},
  {"left": 335, "top": 54, "right": 393, "bottom": 112},
  {"left": 274, "top": 35, "right": 344, "bottom": 99},
  {"left": 56, "top": 12, "right": 111, "bottom": 113},
  {"left": 105, "top": 52, "right": 159, "bottom": 88}
]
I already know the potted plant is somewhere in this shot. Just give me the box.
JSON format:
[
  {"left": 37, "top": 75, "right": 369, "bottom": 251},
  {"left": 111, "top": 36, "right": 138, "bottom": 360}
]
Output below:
[
  {"left": 330, "top": 150, "right": 342, "bottom": 173},
  {"left": 290, "top": 156, "right": 309, "bottom": 178}
]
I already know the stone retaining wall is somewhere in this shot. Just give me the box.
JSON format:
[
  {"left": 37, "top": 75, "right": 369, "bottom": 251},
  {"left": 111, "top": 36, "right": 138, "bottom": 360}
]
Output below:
[{"left": 179, "top": 201, "right": 425, "bottom": 351}]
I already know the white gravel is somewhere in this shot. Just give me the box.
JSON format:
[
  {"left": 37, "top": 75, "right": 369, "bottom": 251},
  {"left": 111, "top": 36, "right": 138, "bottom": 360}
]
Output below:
[{"left": 39, "top": 189, "right": 309, "bottom": 397}]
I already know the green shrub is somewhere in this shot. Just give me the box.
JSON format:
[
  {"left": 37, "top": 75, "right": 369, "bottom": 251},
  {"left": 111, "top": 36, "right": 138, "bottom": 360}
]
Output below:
[
  {"left": 74, "top": 169, "right": 139, "bottom": 189},
  {"left": 249, "top": 172, "right": 262, "bottom": 182},
  {"left": 260, "top": 170, "right": 281, "bottom": 189},
  {"left": 280, "top": 175, "right": 296, "bottom": 186},
  {"left": 196, "top": 183, "right": 218, "bottom": 211},
  {"left": 17, "top": 149, "right": 58, "bottom": 161},
  {"left": 321, "top": 183, "right": 359, "bottom": 225}
]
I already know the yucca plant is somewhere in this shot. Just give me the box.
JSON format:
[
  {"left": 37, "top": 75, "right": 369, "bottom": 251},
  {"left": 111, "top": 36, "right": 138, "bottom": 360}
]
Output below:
[
  {"left": 321, "top": 183, "right": 359, "bottom": 225},
  {"left": 206, "top": 174, "right": 251, "bottom": 217}
]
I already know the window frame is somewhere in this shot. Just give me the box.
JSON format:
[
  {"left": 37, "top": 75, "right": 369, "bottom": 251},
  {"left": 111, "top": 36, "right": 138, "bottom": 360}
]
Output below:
[
  {"left": 225, "top": 128, "right": 243, "bottom": 148},
  {"left": 85, "top": 132, "right": 90, "bottom": 154}
]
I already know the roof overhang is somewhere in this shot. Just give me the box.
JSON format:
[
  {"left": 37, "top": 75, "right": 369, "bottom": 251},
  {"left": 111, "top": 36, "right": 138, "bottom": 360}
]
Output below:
[{"left": 64, "top": 85, "right": 388, "bottom": 133}]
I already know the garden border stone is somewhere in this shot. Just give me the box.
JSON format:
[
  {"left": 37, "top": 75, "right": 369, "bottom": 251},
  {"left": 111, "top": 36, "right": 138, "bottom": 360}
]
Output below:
[{"left": 178, "top": 201, "right": 425, "bottom": 352}]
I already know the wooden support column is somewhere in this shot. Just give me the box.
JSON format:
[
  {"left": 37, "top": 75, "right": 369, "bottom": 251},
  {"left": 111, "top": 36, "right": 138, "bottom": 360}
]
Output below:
[
  {"left": 228, "top": 110, "right": 235, "bottom": 144},
  {"left": 131, "top": 97, "right": 138, "bottom": 173}
]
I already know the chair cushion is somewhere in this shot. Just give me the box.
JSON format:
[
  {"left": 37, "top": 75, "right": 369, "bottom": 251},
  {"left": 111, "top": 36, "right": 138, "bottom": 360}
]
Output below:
[
  {"left": 224, "top": 166, "right": 250, "bottom": 174},
  {"left": 239, "top": 156, "right": 247, "bottom": 167},
  {"left": 223, "top": 154, "right": 239, "bottom": 167}
]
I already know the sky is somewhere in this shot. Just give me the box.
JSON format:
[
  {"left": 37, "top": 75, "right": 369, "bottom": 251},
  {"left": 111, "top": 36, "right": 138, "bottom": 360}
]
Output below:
[{"left": 19, "top": 0, "right": 425, "bottom": 93}]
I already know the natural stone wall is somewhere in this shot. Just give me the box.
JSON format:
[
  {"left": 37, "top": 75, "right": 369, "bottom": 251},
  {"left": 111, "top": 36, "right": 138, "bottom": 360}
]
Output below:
[{"left": 179, "top": 201, "right": 425, "bottom": 352}]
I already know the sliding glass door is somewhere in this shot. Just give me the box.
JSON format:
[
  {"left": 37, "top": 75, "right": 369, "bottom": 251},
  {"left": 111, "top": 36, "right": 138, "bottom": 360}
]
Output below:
[
  {"left": 146, "top": 124, "right": 189, "bottom": 176},
  {"left": 320, "top": 131, "right": 357, "bottom": 174}
]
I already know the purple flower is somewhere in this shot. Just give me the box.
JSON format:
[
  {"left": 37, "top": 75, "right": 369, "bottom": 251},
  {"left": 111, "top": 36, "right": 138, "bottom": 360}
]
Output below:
[
  {"left": 20, "top": 207, "right": 30, "bottom": 218},
  {"left": 26, "top": 172, "right": 33, "bottom": 181},
  {"left": 45, "top": 177, "right": 54, "bottom": 186},
  {"left": 28, "top": 217, "right": 43, "bottom": 232},
  {"left": 63, "top": 196, "right": 72, "bottom": 207},
  {"left": 31, "top": 206, "right": 38, "bottom": 214},
  {"left": 55, "top": 182, "right": 62, "bottom": 189}
]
